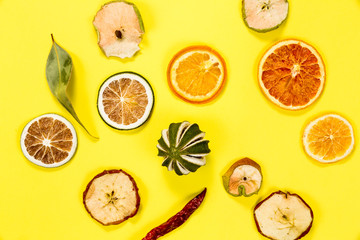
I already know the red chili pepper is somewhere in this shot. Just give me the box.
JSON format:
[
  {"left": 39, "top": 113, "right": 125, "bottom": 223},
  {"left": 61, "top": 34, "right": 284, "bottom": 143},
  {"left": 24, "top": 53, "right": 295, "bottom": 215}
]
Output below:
[{"left": 142, "top": 188, "right": 207, "bottom": 240}]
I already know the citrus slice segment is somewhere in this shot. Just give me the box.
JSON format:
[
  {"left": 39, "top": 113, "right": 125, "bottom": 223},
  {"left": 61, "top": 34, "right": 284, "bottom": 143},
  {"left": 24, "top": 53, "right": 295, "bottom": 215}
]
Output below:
[
  {"left": 259, "top": 39, "right": 325, "bottom": 110},
  {"left": 83, "top": 169, "right": 140, "bottom": 226},
  {"left": 302, "top": 114, "right": 354, "bottom": 163},
  {"left": 242, "top": 0, "right": 289, "bottom": 32},
  {"left": 167, "top": 45, "right": 227, "bottom": 104},
  {"left": 20, "top": 113, "right": 77, "bottom": 168},
  {"left": 97, "top": 72, "right": 154, "bottom": 130}
]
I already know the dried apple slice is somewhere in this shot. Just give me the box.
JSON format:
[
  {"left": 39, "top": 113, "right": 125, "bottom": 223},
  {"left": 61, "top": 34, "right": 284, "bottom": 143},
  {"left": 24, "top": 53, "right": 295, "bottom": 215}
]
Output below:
[
  {"left": 254, "top": 191, "right": 314, "bottom": 240},
  {"left": 83, "top": 169, "right": 140, "bottom": 226},
  {"left": 242, "top": 0, "right": 289, "bottom": 32},
  {"left": 93, "top": 1, "right": 145, "bottom": 58},
  {"left": 222, "top": 158, "right": 262, "bottom": 197}
]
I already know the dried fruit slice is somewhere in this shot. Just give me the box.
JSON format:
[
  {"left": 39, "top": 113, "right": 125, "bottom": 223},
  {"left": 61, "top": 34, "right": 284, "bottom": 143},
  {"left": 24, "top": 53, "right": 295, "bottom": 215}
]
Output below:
[
  {"left": 157, "top": 121, "right": 210, "bottom": 175},
  {"left": 167, "top": 45, "right": 227, "bottom": 104},
  {"left": 20, "top": 113, "right": 77, "bottom": 168},
  {"left": 222, "top": 158, "right": 262, "bottom": 197},
  {"left": 254, "top": 191, "right": 314, "bottom": 240},
  {"left": 83, "top": 169, "right": 140, "bottom": 226},
  {"left": 93, "top": 1, "right": 144, "bottom": 58},
  {"left": 302, "top": 114, "right": 355, "bottom": 163},
  {"left": 243, "top": 0, "right": 289, "bottom": 32},
  {"left": 97, "top": 72, "right": 154, "bottom": 130},
  {"left": 259, "top": 39, "right": 325, "bottom": 110}
]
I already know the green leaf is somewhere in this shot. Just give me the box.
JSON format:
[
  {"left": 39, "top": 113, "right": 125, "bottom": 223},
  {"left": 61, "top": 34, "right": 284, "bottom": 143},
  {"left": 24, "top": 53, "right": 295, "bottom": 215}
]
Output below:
[{"left": 46, "top": 34, "right": 97, "bottom": 138}]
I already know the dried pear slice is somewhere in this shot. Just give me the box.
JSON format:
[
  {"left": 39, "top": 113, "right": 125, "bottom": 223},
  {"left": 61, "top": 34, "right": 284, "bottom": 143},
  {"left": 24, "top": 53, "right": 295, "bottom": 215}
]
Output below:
[
  {"left": 222, "top": 158, "right": 262, "bottom": 197},
  {"left": 254, "top": 191, "right": 314, "bottom": 240},
  {"left": 242, "top": 0, "right": 289, "bottom": 33},
  {"left": 93, "top": 1, "right": 145, "bottom": 58},
  {"left": 157, "top": 121, "right": 210, "bottom": 176},
  {"left": 83, "top": 169, "right": 140, "bottom": 226}
]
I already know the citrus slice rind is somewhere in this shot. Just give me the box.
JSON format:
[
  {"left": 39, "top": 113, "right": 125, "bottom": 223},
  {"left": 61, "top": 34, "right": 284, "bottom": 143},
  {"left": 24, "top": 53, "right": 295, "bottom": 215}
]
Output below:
[
  {"left": 259, "top": 39, "right": 325, "bottom": 110},
  {"left": 242, "top": 0, "right": 289, "bottom": 33},
  {"left": 302, "top": 114, "right": 355, "bottom": 163},
  {"left": 167, "top": 45, "right": 227, "bottom": 104},
  {"left": 20, "top": 113, "right": 77, "bottom": 168},
  {"left": 97, "top": 72, "right": 154, "bottom": 130}
]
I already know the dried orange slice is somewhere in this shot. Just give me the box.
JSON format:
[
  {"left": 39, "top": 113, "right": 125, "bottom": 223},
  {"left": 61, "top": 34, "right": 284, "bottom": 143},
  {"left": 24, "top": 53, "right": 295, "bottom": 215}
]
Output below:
[
  {"left": 97, "top": 72, "right": 154, "bottom": 130},
  {"left": 20, "top": 113, "right": 77, "bottom": 168},
  {"left": 167, "top": 45, "right": 227, "bottom": 104},
  {"left": 259, "top": 39, "right": 325, "bottom": 110},
  {"left": 302, "top": 114, "right": 355, "bottom": 163}
]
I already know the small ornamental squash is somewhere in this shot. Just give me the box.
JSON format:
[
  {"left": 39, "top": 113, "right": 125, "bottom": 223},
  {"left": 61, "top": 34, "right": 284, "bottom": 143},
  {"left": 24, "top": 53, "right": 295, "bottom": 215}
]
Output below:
[{"left": 157, "top": 121, "right": 210, "bottom": 176}]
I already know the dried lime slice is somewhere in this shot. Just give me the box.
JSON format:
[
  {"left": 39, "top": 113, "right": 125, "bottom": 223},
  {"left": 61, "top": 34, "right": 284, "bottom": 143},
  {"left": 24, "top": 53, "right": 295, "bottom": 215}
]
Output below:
[
  {"left": 97, "top": 72, "right": 154, "bottom": 130},
  {"left": 20, "top": 113, "right": 77, "bottom": 168}
]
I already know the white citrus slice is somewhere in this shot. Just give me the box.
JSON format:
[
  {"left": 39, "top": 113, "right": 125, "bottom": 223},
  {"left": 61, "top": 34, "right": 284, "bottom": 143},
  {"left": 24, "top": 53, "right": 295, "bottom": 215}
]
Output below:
[
  {"left": 20, "top": 113, "right": 77, "bottom": 168},
  {"left": 222, "top": 158, "right": 262, "bottom": 197},
  {"left": 242, "top": 0, "right": 289, "bottom": 32},
  {"left": 302, "top": 114, "right": 355, "bottom": 163},
  {"left": 254, "top": 191, "right": 314, "bottom": 240},
  {"left": 97, "top": 72, "right": 154, "bottom": 130},
  {"left": 93, "top": 1, "right": 144, "bottom": 58},
  {"left": 83, "top": 169, "right": 140, "bottom": 226},
  {"left": 259, "top": 39, "right": 325, "bottom": 110}
]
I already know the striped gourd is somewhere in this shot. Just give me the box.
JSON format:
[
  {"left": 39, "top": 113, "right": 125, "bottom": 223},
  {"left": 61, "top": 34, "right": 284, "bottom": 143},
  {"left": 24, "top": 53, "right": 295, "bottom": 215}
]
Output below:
[{"left": 157, "top": 121, "right": 210, "bottom": 175}]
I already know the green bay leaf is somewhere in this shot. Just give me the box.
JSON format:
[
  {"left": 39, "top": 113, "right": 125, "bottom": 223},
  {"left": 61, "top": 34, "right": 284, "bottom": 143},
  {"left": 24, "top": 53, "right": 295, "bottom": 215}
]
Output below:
[{"left": 46, "top": 34, "right": 97, "bottom": 138}]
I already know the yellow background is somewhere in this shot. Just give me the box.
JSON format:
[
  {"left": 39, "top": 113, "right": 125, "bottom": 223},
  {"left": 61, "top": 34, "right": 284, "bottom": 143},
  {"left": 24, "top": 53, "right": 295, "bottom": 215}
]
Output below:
[{"left": 1, "top": 0, "right": 360, "bottom": 239}]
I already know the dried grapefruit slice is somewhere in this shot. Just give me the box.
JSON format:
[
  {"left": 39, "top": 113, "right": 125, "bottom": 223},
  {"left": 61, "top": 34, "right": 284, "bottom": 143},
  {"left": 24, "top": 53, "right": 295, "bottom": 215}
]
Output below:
[
  {"left": 167, "top": 45, "right": 227, "bottom": 104},
  {"left": 302, "top": 114, "right": 355, "bottom": 163},
  {"left": 20, "top": 113, "right": 77, "bottom": 168},
  {"left": 97, "top": 72, "right": 154, "bottom": 130},
  {"left": 259, "top": 39, "right": 325, "bottom": 110}
]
